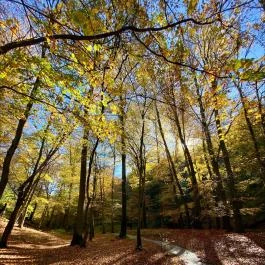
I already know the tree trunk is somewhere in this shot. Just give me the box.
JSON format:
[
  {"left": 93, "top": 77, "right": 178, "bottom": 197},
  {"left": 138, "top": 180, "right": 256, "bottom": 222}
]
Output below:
[
  {"left": 29, "top": 202, "right": 37, "bottom": 222},
  {"left": 154, "top": 121, "right": 160, "bottom": 164},
  {"left": 89, "top": 207, "right": 95, "bottom": 241},
  {"left": 64, "top": 144, "right": 74, "bottom": 229},
  {"left": 46, "top": 206, "right": 55, "bottom": 228},
  {"left": 82, "top": 138, "right": 99, "bottom": 247},
  {"left": 195, "top": 78, "right": 231, "bottom": 230},
  {"left": 0, "top": 203, "right": 7, "bottom": 216},
  {"left": 202, "top": 139, "right": 222, "bottom": 229},
  {"left": 89, "top": 171, "right": 97, "bottom": 241},
  {"left": 64, "top": 183, "right": 72, "bottom": 230},
  {"left": 236, "top": 82, "right": 265, "bottom": 182},
  {"left": 39, "top": 205, "right": 48, "bottom": 229},
  {"left": 0, "top": 126, "right": 54, "bottom": 247},
  {"left": 0, "top": 170, "right": 37, "bottom": 247},
  {"left": 119, "top": 109, "right": 127, "bottom": 238},
  {"left": 71, "top": 128, "right": 89, "bottom": 246},
  {"left": 0, "top": 194, "right": 24, "bottom": 247},
  {"left": 18, "top": 176, "right": 40, "bottom": 228},
  {"left": 0, "top": 47, "right": 46, "bottom": 199},
  {"left": 254, "top": 81, "right": 265, "bottom": 137},
  {"left": 136, "top": 113, "right": 146, "bottom": 250},
  {"left": 155, "top": 103, "right": 191, "bottom": 225},
  {"left": 142, "top": 197, "right": 147, "bottom": 228},
  {"left": 101, "top": 177, "right": 106, "bottom": 234},
  {"left": 212, "top": 83, "right": 244, "bottom": 233},
  {"left": 168, "top": 88, "right": 201, "bottom": 228},
  {"left": 111, "top": 146, "right": 116, "bottom": 233}
]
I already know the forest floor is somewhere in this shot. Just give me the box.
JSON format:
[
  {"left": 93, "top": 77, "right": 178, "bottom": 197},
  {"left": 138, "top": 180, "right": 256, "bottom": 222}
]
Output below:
[
  {"left": 129, "top": 228, "right": 265, "bottom": 265},
  {"left": 0, "top": 219, "right": 183, "bottom": 265}
]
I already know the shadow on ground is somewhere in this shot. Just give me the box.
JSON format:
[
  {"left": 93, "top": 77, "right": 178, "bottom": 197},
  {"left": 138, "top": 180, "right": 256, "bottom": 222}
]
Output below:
[{"left": 0, "top": 221, "right": 183, "bottom": 265}]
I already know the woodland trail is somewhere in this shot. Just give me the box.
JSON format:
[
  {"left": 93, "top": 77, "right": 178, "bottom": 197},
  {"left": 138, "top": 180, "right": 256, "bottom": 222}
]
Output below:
[
  {"left": 127, "top": 229, "right": 265, "bottom": 265},
  {"left": 1, "top": 219, "right": 265, "bottom": 265},
  {"left": 0, "top": 219, "right": 183, "bottom": 265},
  {"left": 127, "top": 234, "right": 206, "bottom": 265}
]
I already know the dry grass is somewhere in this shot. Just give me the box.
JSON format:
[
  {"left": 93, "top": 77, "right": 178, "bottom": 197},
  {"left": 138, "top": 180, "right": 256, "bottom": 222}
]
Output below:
[{"left": 0, "top": 220, "right": 183, "bottom": 265}]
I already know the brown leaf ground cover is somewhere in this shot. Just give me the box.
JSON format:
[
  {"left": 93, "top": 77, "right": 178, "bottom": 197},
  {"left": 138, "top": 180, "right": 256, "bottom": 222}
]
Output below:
[
  {"left": 0, "top": 220, "right": 183, "bottom": 265},
  {"left": 135, "top": 228, "right": 265, "bottom": 265}
]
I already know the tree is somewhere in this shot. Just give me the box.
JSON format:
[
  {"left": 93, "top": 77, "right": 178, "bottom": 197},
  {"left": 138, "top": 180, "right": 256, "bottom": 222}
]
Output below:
[
  {"left": 0, "top": 46, "right": 46, "bottom": 199},
  {"left": 0, "top": 112, "right": 70, "bottom": 248}
]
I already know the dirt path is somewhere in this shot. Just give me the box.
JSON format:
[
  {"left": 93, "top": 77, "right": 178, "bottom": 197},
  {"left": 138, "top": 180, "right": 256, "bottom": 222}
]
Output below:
[
  {"left": 127, "top": 235, "right": 206, "bottom": 265},
  {"left": 0, "top": 220, "right": 183, "bottom": 265}
]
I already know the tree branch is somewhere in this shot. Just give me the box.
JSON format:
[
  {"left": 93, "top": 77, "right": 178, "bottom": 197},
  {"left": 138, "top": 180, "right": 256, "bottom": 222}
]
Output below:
[{"left": 0, "top": 18, "right": 216, "bottom": 55}]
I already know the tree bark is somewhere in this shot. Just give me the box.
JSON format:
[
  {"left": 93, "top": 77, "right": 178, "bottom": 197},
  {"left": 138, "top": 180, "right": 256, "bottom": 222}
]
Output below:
[
  {"left": 119, "top": 102, "right": 127, "bottom": 238},
  {"left": 0, "top": 167, "right": 42, "bottom": 247},
  {"left": 136, "top": 113, "right": 146, "bottom": 250},
  {"left": 100, "top": 172, "right": 106, "bottom": 234},
  {"left": 194, "top": 77, "right": 231, "bottom": 230},
  {"left": 155, "top": 103, "right": 191, "bottom": 225},
  {"left": 111, "top": 146, "right": 116, "bottom": 233},
  {"left": 254, "top": 81, "right": 265, "bottom": 137},
  {"left": 82, "top": 138, "right": 99, "bottom": 247},
  {"left": 0, "top": 123, "right": 57, "bottom": 247},
  {"left": 0, "top": 47, "right": 46, "bottom": 199},
  {"left": 168, "top": 87, "right": 201, "bottom": 228},
  {"left": 0, "top": 193, "right": 24, "bottom": 247},
  {"left": 89, "top": 169, "right": 97, "bottom": 241},
  {"left": 71, "top": 128, "right": 89, "bottom": 246},
  {"left": 212, "top": 80, "right": 244, "bottom": 233},
  {"left": 236, "top": 83, "right": 265, "bottom": 172},
  {"left": 17, "top": 177, "right": 40, "bottom": 228}
]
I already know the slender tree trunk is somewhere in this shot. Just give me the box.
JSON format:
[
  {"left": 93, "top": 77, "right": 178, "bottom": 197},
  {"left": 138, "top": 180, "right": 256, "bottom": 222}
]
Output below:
[
  {"left": 71, "top": 128, "right": 89, "bottom": 246},
  {"left": 168, "top": 88, "right": 201, "bottom": 228},
  {"left": 111, "top": 146, "right": 116, "bottom": 233},
  {"left": 100, "top": 172, "right": 106, "bottom": 234},
  {"left": 236, "top": 83, "right": 265, "bottom": 182},
  {"left": 64, "top": 144, "right": 74, "bottom": 229},
  {"left": 119, "top": 107, "right": 127, "bottom": 238},
  {"left": 155, "top": 103, "right": 191, "bottom": 225},
  {"left": 0, "top": 47, "right": 46, "bottom": 199},
  {"left": 39, "top": 204, "right": 48, "bottom": 229},
  {"left": 89, "top": 170, "right": 97, "bottom": 241},
  {"left": 136, "top": 184, "right": 143, "bottom": 250},
  {"left": 136, "top": 114, "right": 145, "bottom": 250},
  {"left": 18, "top": 176, "right": 40, "bottom": 228},
  {"left": 0, "top": 81, "right": 40, "bottom": 199},
  {"left": 154, "top": 121, "right": 160, "bottom": 164},
  {"left": 142, "top": 197, "right": 147, "bottom": 228},
  {"left": 254, "top": 81, "right": 265, "bottom": 137},
  {"left": 0, "top": 203, "right": 7, "bottom": 216},
  {"left": 0, "top": 194, "right": 24, "bottom": 247},
  {"left": 0, "top": 168, "right": 38, "bottom": 247},
  {"left": 29, "top": 202, "right": 37, "bottom": 222},
  {"left": 202, "top": 139, "right": 222, "bottom": 229},
  {"left": 202, "top": 139, "right": 213, "bottom": 178},
  {"left": 89, "top": 207, "right": 95, "bottom": 241},
  {"left": 17, "top": 190, "right": 34, "bottom": 228},
  {"left": 64, "top": 183, "right": 72, "bottom": 230},
  {"left": 212, "top": 81, "right": 244, "bottom": 233},
  {"left": 47, "top": 206, "right": 55, "bottom": 228},
  {"left": 0, "top": 125, "right": 57, "bottom": 247},
  {"left": 82, "top": 139, "right": 99, "bottom": 247},
  {"left": 194, "top": 78, "right": 231, "bottom": 230},
  {"left": 215, "top": 108, "right": 244, "bottom": 232}
]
